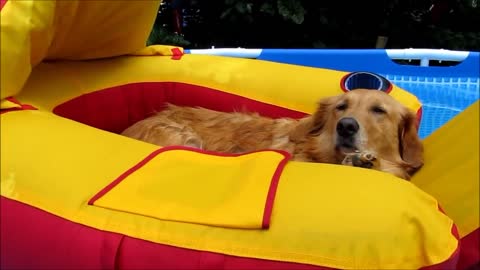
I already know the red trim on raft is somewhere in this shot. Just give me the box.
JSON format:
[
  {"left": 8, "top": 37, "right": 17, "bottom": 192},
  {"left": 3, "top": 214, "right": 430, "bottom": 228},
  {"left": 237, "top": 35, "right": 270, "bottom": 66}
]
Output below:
[
  {"left": 1, "top": 97, "right": 37, "bottom": 114},
  {"left": 385, "top": 80, "right": 393, "bottom": 93},
  {"left": 1, "top": 196, "right": 462, "bottom": 269},
  {"left": 53, "top": 82, "right": 308, "bottom": 134},
  {"left": 420, "top": 225, "right": 460, "bottom": 270},
  {"left": 171, "top": 48, "right": 183, "bottom": 60},
  {"left": 1, "top": 197, "right": 122, "bottom": 269},
  {"left": 1, "top": 196, "right": 329, "bottom": 270},
  {"left": 0, "top": 0, "right": 7, "bottom": 11},
  {"left": 339, "top": 73, "right": 349, "bottom": 93},
  {"left": 263, "top": 152, "right": 290, "bottom": 229},
  {"left": 457, "top": 228, "right": 480, "bottom": 270},
  {"left": 87, "top": 149, "right": 163, "bottom": 206},
  {"left": 416, "top": 106, "right": 423, "bottom": 130},
  {"left": 88, "top": 146, "right": 291, "bottom": 229}
]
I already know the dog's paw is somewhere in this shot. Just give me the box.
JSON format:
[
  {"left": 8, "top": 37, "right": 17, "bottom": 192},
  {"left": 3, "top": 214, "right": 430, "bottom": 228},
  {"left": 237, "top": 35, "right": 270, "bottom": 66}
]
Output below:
[
  {"left": 341, "top": 153, "right": 355, "bottom": 166},
  {"left": 342, "top": 151, "right": 378, "bottom": 169}
]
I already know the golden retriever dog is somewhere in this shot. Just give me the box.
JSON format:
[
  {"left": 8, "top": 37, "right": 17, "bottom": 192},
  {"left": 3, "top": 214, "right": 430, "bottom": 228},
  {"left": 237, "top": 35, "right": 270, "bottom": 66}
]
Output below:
[{"left": 122, "top": 89, "right": 423, "bottom": 180}]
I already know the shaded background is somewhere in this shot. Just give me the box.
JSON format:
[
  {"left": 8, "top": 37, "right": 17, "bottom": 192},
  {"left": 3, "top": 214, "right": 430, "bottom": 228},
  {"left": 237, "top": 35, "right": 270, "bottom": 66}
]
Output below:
[{"left": 147, "top": 0, "right": 480, "bottom": 50}]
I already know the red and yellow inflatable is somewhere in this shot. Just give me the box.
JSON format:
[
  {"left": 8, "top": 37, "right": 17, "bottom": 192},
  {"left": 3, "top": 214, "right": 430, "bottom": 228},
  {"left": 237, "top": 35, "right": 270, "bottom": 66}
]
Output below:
[{"left": 1, "top": 1, "right": 478, "bottom": 269}]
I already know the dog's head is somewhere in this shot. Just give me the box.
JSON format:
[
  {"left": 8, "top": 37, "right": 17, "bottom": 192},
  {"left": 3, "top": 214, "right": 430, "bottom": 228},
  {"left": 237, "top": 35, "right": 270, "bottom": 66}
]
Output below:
[{"left": 302, "top": 89, "right": 423, "bottom": 179}]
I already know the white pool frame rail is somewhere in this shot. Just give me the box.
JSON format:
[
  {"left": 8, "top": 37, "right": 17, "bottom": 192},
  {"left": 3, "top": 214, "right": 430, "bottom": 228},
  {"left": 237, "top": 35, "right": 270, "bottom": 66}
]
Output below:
[
  {"left": 186, "top": 48, "right": 471, "bottom": 67},
  {"left": 386, "top": 49, "right": 470, "bottom": 66}
]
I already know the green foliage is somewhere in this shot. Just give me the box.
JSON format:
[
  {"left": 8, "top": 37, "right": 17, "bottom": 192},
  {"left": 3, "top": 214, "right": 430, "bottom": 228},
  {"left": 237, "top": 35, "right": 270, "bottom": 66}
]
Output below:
[
  {"left": 146, "top": 8, "right": 191, "bottom": 47},
  {"left": 149, "top": 0, "right": 480, "bottom": 50},
  {"left": 277, "top": 0, "right": 305, "bottom": 24},
  {"left": 219, "top": 0, "right": 305, "bottom": 24},
  {"left": 147, "top": 24, "right": 190, "bottom": 47}
]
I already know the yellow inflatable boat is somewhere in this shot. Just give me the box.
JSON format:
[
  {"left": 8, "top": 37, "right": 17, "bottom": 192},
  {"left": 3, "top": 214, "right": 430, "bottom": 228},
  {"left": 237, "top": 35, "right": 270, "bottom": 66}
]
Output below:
[{"left": 1, "top": 1, "right": 478, "bottom": 269}]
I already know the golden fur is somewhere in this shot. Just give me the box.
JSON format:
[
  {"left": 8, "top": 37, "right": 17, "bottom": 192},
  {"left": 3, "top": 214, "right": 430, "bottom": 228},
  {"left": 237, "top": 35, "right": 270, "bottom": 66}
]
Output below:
[{"left": 122, "top": 89, "right": 424, "bottom": 180}]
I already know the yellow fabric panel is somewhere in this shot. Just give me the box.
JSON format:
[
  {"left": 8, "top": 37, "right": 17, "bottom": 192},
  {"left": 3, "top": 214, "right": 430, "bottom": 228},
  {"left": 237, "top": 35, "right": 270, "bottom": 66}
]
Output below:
[
  {"left": 0, "top": 0, "right": 55, "bottom": 100},
  {"left": 45, "top": 0, "right": 160, "bottom": 60},
  {"left": 16, "top": 55, "right": 422, "bottom": 115},
  {"left": 1, "top": 111, "right": 457, "bottom": 269},
  {"left": 1, "top": 0, "right": 160, "bottom": 100},
  {"left": 411, "top": 101, "right": 479, "bottom": 237},
  {"left": 92, "top": 147, "right": 287, "bottom": 229}
]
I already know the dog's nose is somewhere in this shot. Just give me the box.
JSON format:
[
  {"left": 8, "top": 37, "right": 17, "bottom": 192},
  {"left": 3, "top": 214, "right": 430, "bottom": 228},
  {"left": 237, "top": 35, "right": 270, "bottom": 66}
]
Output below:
[{"left": 337, "top": 117, "right": 359, "bottom": 137}]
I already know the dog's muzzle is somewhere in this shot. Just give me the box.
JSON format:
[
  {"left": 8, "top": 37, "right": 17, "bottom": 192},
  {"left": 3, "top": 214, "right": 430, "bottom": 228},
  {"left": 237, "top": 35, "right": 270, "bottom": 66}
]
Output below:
[
  {"left": 337, "top": 117, "right": 359, "bottom": 138},
  {"left": 336, "top": 117, "right": 359, "bottom": 150}
]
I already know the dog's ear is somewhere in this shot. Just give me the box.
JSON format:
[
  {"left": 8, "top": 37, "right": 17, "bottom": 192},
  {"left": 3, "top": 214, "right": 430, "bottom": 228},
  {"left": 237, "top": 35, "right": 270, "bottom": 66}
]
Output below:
[
  {"left": 399, "top": 111, "right": 424, "bottom": 174},
  {"left": 290, "top": 96, "right": 337, "bottom": 141},
  {"left": 308, "top": 96, "right": 337, "bottom": 135}
]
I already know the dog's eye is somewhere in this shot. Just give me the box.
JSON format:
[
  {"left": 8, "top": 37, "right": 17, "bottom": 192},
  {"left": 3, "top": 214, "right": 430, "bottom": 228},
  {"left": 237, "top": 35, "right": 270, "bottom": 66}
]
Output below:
[
  {"left": 372, "top": 106, "right": 386, "bottom": 114},
  {"left": 336, "top": 103, "right": 347, "bottom": 111}
]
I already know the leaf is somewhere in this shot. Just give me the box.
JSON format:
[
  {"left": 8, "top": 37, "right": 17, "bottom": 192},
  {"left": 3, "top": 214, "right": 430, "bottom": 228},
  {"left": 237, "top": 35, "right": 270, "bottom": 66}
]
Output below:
[
  {"left": 235, "top": 1, "right": 251, "bottom": 14},
  {"left": 220, "top": 7, "right": 233, "bottom": 19},
  {"left": 277, "top": 0, "right": 305, "bottom": 24},
  {"left": 312, "top": 40, "right": 326, "bottom": 48},
  {"left": 319, "top": 15, "right": 328, "bottom": 25},
  {"left": 246, "top": 2, "right": 253, "bottom": 13},
  {"left": 147, "top": 25, "right": 190, "bottom": 47},
  {"left": 260, "top": 2, "right": 276, "bottom": 16}
]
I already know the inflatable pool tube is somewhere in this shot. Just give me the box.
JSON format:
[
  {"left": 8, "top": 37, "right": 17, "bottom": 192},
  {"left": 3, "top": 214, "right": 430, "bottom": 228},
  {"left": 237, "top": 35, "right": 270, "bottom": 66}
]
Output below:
[{"left": 1, "top": 1, "right": 478, "bottom": 269}]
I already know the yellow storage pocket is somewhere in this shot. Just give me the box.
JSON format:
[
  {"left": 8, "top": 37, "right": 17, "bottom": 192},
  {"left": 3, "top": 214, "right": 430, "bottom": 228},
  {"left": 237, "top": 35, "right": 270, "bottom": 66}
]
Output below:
[{"left": 89, "top": 146, "right": 290, "bottom": 229}]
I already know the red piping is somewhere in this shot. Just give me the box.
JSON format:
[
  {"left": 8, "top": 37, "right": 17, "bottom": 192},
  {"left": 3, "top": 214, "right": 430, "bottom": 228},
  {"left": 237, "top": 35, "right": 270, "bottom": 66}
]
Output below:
[
  {"left": 1, "top": 97, "right": 37, "bottom": 114},
  {"left": 89, "top": 146, "right": 291, "bottom": 229}
]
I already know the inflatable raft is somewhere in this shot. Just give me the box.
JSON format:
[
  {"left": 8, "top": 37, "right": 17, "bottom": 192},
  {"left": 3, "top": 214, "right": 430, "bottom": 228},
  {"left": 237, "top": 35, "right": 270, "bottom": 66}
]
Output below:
[{"left": 1, "top": 1, "right": 478, "bottom": 269}]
